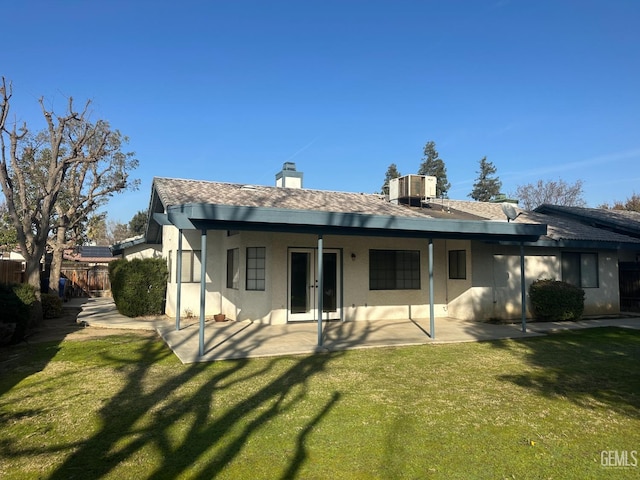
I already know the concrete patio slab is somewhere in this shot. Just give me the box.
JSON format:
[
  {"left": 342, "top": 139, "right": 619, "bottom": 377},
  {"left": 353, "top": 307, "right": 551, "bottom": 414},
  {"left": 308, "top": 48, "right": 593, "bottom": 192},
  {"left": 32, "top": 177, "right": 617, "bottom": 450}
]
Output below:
[{"left": 72, "top": 298, "right": 640, "bottom": 364}]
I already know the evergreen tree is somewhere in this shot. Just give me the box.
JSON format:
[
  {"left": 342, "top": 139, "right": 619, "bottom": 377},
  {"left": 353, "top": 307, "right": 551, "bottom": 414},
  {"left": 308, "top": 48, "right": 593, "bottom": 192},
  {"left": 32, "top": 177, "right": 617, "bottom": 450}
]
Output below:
[
  {"left": 381, "top": 163, "right": 401, "bottom": 195},
  {"left": 128, "top": 210, "right": 148, "bottom": 236},
  {"left": 418, "top": 141, "right": 450, "bottom": 198},
  {"left": 469, "top": 156, "right": 502, "bottom": 202}
]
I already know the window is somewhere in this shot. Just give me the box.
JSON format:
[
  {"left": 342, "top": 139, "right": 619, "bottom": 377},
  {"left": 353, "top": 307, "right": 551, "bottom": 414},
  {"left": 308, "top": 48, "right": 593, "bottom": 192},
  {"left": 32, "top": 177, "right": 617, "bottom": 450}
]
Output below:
[
  {"left": 369, "top": 249, "right": 420, "bottom": 290},
  {"left": 178, "top": 250, "right": 201, "bottom": 283},
  {"left": 227, "top": 248, "right": 239, "bottom": 289},
  {"left": 448, "top": 250, "right": 466, "bottom": 279},
  {"left": 246, "top": 247, "right": 266, "bottom": 291},
  {"left": 562, "top": 252, "right": 598, "bottom": 288}
]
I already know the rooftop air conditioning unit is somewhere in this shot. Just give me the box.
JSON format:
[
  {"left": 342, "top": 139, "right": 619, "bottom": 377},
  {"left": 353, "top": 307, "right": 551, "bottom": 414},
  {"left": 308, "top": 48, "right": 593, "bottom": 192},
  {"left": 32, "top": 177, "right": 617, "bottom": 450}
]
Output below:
[{"left": 389, "top": 175, "right": 437, "bottom": 205}]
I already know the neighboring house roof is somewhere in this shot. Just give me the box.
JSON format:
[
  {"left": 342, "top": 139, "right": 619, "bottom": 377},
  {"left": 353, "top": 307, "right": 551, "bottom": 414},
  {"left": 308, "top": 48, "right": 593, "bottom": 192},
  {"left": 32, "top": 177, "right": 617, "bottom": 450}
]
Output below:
[
  {"left": 110, "top": 235, "right": 146, "bottom": 256},
  {"left": 63, "top": 245, "right": 119, "bottom": 263},
  {"left": 146, "top": 177, "right": 547, "bottom": 244},
  {"left": 534, "top": 204, "right": 640, "bottom": 239},
  {"left": 447, "top": 200, "right": 640, "bottom": 250}
]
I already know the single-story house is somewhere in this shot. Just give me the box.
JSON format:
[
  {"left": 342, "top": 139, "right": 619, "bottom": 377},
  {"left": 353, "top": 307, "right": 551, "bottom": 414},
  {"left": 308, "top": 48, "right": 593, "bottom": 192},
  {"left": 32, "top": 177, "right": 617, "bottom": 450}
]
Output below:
[{"left": 112, "top": 164, "right": 640, "bottom": 348}]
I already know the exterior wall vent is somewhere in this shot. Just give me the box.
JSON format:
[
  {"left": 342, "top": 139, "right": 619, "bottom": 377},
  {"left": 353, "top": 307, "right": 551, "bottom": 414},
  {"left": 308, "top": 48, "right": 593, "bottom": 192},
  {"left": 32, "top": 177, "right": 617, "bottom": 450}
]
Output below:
[{"left": 389, "top": 175, "right": 436, "bottom": 205}]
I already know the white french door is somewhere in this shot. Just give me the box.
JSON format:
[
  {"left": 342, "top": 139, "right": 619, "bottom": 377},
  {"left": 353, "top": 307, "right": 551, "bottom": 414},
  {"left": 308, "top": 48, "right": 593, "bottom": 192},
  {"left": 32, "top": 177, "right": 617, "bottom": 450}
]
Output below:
[{"left": 288, "top": 248, "right": 341, "bottom": 322}]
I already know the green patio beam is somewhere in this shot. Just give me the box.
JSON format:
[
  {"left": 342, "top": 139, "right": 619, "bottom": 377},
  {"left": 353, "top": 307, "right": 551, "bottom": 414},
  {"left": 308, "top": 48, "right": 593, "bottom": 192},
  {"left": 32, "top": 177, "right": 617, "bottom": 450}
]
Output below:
[
  {"left": 199, "top": 228, "right": 207, "bottom": 357},
  {"left": 176, "top": 229, "right": 183, "bottom": 331},
  {"left": 520, "top": 243, "right": 527, "bottom": 333},
  {"left": 317, "top": 234, "right": 324, "bottom": 347},
  {"left": 429, "top": 238, "right": 435, "bottom": 339},
  {"left": 167, "top": 203, "right": 546, "bottom": 243}
]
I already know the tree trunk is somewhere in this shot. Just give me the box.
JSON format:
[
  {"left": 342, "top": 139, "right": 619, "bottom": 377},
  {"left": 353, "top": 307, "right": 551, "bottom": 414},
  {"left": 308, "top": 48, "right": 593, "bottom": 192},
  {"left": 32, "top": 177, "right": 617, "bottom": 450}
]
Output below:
[
  {"left": 25, "top": 261, "right": 43, "bottom": 326},
  {"left": 48, "top": 225, "right": 68, "bottom": 296}
]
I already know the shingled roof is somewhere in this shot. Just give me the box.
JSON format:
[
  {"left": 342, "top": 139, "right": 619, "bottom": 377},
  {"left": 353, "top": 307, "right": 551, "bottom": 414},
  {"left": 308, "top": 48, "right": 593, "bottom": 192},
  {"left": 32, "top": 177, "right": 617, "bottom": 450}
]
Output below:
[
  {"left": 146, "top": 177, "right": 546, "bottom": 243},
  {"left": 446, "top": 200, "right": 640, "bottom": 248},
  {"left": 535, "top": 204, "right": 640, "bottom": 239},
  {"left": 152, "top": 177, "right": 476, "bottom": 220},
  {"left": 141, "top": 178, "right": 640, "bottom": 250}
]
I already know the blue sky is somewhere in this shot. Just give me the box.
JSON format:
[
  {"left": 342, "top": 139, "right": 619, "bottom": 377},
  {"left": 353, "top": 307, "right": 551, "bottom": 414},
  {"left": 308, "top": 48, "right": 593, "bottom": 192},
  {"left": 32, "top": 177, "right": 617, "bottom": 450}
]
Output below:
[{"left": 3, "top": 0, "right": 639, "bottom": 223}]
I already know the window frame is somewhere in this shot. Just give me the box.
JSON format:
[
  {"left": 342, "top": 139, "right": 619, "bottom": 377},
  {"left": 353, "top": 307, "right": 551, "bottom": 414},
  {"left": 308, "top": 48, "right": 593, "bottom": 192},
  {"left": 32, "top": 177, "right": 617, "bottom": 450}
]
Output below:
[
  {"left": 561, "top": 252, "right": 599, "bottom": 288},
  {"left": 448, "top": 250, "right": 467, "bottom": 280},
  {"left": 369, "top": 249, "right": 421, "bottom": 290},
  {"left": 177, "top": 250, "right": 201, "bottom": 283},
  {"left": 246, "top": 246, "right": 266, "bottom": 291},
  {"left": 226, "top": 248, "right": 240, "bottom": 289}
]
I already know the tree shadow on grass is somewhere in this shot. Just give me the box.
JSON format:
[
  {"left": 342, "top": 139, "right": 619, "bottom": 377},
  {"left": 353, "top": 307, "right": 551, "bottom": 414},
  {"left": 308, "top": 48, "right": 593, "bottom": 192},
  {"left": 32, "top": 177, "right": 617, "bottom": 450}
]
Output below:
[
  {"left": 0, "top": 305, "right": 84, "bottom": 398},
  {"left": 492, "top": 327, "right": 640, "bottom": 418},
  {"left": 41, "top": 332, "right": 348, "bottom": 479}
]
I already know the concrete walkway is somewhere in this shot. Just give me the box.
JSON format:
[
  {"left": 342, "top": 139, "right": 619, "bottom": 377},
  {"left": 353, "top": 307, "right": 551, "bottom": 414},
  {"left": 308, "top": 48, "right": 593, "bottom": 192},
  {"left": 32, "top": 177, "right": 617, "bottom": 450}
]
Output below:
[{"left": 72, "top": 297, "right": 640, "bottom": 364}]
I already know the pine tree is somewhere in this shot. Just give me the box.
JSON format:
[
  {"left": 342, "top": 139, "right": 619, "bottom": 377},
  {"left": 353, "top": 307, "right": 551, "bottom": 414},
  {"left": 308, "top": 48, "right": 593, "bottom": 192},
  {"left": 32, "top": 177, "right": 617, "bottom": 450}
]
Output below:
[
  {"left": 469, "top": 156, "right": 502, "bottom": 202},
  {"left": 418, "top": 141, "right": 450, "bottom": 198},
  {"left": 381, "top": 163, "right": 401, "bottom": 195}
]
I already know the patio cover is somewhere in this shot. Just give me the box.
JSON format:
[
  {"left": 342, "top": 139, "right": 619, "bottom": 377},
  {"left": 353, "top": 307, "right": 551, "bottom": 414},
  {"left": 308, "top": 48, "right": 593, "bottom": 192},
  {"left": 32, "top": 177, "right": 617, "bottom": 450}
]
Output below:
[{"left": 147, "top": 178, "right": 548, "bottom": 357}]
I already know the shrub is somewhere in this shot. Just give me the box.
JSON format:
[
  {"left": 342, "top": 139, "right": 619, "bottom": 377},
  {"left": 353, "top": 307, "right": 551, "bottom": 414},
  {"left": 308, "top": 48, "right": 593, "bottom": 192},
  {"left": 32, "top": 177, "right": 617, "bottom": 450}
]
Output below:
[
  {"left": 109, "top": 257, "right": 168, "bottom": 317},
  {"left": 42, "top": 293, "right": 64, "bottom": 319},
  {"left": 0, "top": 283, "right": 38, "bottom": 344},
  {"left": 529, "top": 279, "right": 585, "bottom": 322}
]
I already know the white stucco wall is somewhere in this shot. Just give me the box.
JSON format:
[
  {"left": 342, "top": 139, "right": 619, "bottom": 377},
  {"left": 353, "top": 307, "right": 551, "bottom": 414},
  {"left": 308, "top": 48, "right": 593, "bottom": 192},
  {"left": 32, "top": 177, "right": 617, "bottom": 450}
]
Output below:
[
  {"left": 160, "top": 225, "right": 625, "bottom": 323},
  {"left": 162, "top": 228, "right": 453, "bottom": 324},
  {"left": 122, "top": 244, "right": 162, "bottom": 260},
  {"left": 451, "top": 244, "right": 621, "bottom": 320},
  {"left": 585, "top": 251, "right": 620, "bottom": 315}
]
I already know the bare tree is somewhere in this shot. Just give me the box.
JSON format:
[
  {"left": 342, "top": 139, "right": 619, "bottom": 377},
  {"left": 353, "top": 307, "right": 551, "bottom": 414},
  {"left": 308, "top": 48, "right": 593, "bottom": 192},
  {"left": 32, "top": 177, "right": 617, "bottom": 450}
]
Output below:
[
  {"left": 108, "top": 220, "right": 130, "bottom": 245},
  {"left": 0, "top": 77, "right": 137, "bottom": 318},
  {"left": 599, "top": 192, "right": 640, "bottom": 212},
  {"left": 514, "top": 179, "right": 586, "bottom": 210},
  {"left": 48, "top": 120, "right": 138, "bottom": 293}
]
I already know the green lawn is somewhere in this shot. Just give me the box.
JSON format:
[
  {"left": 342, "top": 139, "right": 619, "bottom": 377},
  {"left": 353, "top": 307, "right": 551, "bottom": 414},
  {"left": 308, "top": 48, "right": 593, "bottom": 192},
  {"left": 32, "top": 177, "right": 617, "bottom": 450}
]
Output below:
[{"left": 1, "top": 327, "right": 639, "bottom": 479}]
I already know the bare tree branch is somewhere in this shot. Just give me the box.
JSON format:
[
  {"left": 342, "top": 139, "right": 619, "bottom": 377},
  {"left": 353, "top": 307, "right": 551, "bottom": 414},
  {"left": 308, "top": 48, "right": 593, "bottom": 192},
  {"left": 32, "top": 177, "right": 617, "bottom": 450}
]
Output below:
[
  {"left": 1, "top": 78, "right": 139, "bottom": 311},
  {"left": 514, "top": 179, "right": 586, "bottom": 210}
]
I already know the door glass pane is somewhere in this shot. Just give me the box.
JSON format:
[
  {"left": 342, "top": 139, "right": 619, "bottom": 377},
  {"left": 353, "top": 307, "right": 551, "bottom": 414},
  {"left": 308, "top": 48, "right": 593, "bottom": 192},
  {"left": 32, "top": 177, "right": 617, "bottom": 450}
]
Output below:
[
  {"left": 291, "top": 252, "right": 309, "bottom": 314},
  {"left": 323, "top": 253, "right": 337, "bottom": 312}
]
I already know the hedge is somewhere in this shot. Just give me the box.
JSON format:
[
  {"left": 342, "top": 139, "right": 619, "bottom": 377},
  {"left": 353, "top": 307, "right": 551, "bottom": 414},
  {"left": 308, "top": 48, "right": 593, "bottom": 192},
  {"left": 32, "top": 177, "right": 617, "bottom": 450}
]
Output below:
[
  {"left": 42, "top": 293, "right": 64, "bottom": 319},
  {"left": 0, "top": 282, "right": 38, "bottom": 345},
  {"left": 109, "top": 257, "right": 168, "bottom": 317},
  {"left": 529, "top": 279, "right": 585, "bottom": 322}
]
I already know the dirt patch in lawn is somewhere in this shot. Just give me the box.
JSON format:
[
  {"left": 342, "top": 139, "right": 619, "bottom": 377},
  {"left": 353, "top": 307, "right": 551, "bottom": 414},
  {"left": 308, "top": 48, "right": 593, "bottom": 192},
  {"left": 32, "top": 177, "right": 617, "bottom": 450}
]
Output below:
[{"left": 26, "top": 307, "right": 157, "bottom": 344}]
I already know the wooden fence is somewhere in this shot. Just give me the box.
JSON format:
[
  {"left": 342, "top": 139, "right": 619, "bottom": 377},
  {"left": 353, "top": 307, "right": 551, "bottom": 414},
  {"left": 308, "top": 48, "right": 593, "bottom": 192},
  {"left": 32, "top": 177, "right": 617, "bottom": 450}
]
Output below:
[
  {"left": 0, "top": 260, "right": 25, "bottom": 284},
  {"left": 61, "top": 264, "right": 111, "bottom": 297}
]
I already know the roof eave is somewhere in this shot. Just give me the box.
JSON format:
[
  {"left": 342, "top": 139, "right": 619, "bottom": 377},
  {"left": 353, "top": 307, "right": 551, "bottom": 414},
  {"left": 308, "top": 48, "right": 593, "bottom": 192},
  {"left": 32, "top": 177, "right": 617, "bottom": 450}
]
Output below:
[{"left": 166, "top": 203, "right": 547, "bottom": 242}]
